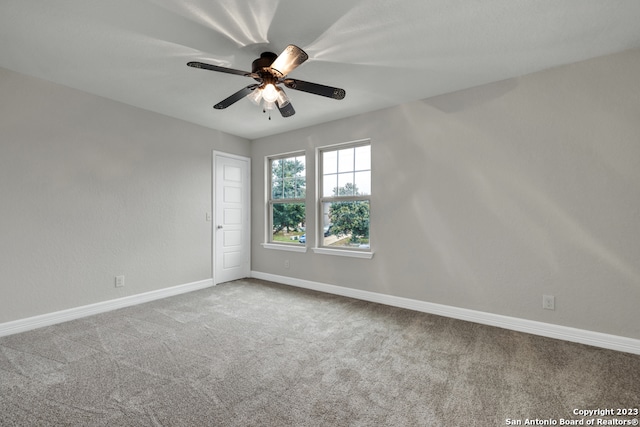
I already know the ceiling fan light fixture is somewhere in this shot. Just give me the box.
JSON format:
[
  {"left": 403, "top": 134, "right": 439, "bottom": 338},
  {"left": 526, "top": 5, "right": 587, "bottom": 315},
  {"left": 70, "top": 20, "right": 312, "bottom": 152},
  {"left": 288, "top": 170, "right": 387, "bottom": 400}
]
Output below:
[
  {"left": 261, "top": 83, "right": 278, "bottom": 103},
  {"left": 247, "top": 84, "right": 289, "bottom": 113}
]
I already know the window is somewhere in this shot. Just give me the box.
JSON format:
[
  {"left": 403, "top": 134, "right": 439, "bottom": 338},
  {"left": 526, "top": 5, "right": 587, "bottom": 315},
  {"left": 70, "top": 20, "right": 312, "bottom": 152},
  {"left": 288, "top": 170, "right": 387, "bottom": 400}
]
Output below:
[
  {"left": 318, "top": 140, "right": 371, "bottom": 252},
  {"left": 268, "top": 153, "right": 306, "bottom": 246}
]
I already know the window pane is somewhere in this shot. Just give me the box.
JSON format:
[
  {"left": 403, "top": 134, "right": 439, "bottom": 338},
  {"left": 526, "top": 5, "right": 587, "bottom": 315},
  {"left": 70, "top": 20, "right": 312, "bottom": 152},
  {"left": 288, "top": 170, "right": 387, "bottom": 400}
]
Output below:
[
  {"left": 295, "top": 177, "right": 306, "bottom": 198},
  {"left": 338, "top": 147, "right": 354, "bottom": 173},
  {"left": 323, "top": 174, "right": 337, "bottom": 197},
  {"left": 337, "top": 173, "right": 354, "bottom": 196},
  {"left": 295, "top": 156, "right": 306, "bottom": 177},
  {"left": 355, "top": 145, "right": 370, "bottom": 171},
  {"left": 271, "top": 159, "right": 281, "bottom": 178},
  {"left": 283, "top": 177, "right": 296, "bottom": 198},
  {"left": 354, "top": 171, "right": 371, "bottom": 195},
  {"left": 271, "top": 180, "right": 283, "bottom": 199},
  {"left": 271, "top": 202, "right": 305, "bottom": 244},
  {"left": 271, "top": 155, "right": 305, "bottom": 200},
  {"left": 323, "top": 150, "right": 337, "bottom": 174},
  {"left": 322, "top": 201, "right": 370, "bottom": 249}
]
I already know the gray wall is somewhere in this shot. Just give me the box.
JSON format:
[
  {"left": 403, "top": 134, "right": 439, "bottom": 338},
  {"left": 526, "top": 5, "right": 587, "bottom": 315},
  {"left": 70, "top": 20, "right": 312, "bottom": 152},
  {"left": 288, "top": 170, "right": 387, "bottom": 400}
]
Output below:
[
  {"left": 251, "top": 48, "right": 640, "bottom": 339},
  {"left": 0, "top": 67, "right": 250, "bottom": 323}
]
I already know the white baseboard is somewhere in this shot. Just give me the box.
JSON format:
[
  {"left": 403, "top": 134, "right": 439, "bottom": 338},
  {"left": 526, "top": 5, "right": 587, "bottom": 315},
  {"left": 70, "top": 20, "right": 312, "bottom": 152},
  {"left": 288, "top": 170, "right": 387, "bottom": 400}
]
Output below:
[
  {"left": 0, "top": 278, "right": 214, "bottom": 338},
  {"left": 251, "top": 271, "right": 640, "bottom": 355}
]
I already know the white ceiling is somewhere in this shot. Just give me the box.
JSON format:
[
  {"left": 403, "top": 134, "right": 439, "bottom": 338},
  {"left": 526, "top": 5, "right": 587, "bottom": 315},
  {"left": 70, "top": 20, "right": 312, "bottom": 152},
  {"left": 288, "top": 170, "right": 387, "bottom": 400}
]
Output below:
[{"left": 2, "top": 0, "right": 640, "bottom": 140}]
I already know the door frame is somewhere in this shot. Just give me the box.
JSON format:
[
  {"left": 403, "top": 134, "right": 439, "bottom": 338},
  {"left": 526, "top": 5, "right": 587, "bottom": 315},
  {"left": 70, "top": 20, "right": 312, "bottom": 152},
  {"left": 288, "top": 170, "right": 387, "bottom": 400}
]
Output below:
[{"left": 212, "top": 151, "right": 251, "bottom": 284}]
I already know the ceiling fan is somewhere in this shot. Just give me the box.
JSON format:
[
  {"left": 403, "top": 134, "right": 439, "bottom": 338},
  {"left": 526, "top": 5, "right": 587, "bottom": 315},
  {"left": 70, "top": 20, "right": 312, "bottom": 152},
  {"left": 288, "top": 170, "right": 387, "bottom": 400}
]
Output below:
[{"left": 187, "top": 45, "right": 345, "bottom": 119}]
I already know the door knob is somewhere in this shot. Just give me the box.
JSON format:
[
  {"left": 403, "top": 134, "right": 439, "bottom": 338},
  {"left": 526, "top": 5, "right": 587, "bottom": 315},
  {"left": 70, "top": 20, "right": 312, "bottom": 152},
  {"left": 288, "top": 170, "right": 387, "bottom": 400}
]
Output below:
[{"left": 217, "top": 225, "right": 223, "bottom": 229}]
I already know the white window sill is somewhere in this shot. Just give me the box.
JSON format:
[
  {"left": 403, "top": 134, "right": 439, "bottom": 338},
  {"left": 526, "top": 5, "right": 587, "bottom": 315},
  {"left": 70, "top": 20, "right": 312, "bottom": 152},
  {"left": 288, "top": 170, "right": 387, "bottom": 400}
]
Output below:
[
  {"left": 312, "top": 247, "right": 374, "bottom": 259},
  {"left": 261, "top": 243, "right": 308, "bottom": 253}
]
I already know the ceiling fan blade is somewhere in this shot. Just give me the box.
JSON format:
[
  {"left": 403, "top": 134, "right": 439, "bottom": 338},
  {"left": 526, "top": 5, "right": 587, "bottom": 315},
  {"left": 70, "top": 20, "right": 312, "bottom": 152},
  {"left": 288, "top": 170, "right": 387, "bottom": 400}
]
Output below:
[
  {"left": 269, "top": 45, "right": 308, "bottom": 77},
  {"left": 283, "top": 79, "right": 346, "bottom": 100},
  {"left": 214, "top": 84, "right": 259, "bottom": 109},
  {"left": 277, "top": 100, "right": 295, "bottom": 118},
  {"left": 187, "top": 61, "right": 259, "bottom": 79}
]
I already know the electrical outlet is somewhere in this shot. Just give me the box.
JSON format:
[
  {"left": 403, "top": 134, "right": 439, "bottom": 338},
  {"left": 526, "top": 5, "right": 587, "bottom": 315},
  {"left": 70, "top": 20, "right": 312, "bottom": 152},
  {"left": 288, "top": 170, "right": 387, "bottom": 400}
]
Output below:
[
  {"left": 284, "top": 259, "right": 290, "bottom": 269},
  {"left": 542, "top": 294, "right": 555, "bottom": 310},
  {"left": 115, "top": 275, "right": 125, "bottom": 288},
  {"left": 206, "top": 212, "right": 212, "bottom": 222}
]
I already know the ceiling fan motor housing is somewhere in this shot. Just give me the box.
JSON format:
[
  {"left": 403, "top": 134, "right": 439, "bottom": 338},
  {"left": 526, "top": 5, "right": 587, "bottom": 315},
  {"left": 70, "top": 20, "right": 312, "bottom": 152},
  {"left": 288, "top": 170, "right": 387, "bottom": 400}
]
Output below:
[{"left": 252, "top": 52, "right": 278, "bottom": 74}]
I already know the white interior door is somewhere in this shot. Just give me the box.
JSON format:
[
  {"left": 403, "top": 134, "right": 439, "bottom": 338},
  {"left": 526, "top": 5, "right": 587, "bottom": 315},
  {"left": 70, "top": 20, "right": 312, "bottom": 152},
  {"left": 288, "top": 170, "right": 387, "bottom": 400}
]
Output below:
[{"left": 214, "top": 152, "right": 250, "bottom": 284}]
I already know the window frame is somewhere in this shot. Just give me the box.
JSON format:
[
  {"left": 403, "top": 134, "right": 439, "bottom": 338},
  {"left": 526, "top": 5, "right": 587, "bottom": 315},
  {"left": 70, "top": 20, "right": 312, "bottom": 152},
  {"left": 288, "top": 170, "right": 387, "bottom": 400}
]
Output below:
[
  {"left": 264, "top": 151, "right": 307, "bottom": 250},
  {"left": 316, "top": 139, "right": 373, "bottom": 258}
]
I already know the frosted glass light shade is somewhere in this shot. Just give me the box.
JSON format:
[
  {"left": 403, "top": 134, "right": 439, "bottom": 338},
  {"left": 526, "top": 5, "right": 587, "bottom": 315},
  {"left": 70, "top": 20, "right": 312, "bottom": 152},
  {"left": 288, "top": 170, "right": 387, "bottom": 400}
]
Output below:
[
  {"left": 276, "top": 88, "right": 290, "bottom": 107},
  {"left": 247, "top": 88, "right": 263, "bottom": 105}
]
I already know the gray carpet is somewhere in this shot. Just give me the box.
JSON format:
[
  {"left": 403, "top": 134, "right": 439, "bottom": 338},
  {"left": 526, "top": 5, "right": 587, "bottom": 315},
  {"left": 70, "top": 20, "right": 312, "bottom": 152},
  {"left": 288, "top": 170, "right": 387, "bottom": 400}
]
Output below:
[{"left": 1, "top": 279, "right": 638, "bottom": 426}]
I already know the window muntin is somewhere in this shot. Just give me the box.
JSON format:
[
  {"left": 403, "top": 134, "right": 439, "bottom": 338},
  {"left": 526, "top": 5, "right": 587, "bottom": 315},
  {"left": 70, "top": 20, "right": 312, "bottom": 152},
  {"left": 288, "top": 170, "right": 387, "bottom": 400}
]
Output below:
[
  {"left": 268, "top": 154, "right": 306, "bottom": 245},
  {"left": 319, "top": 141, "right": 371, "bottom": 250}
]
